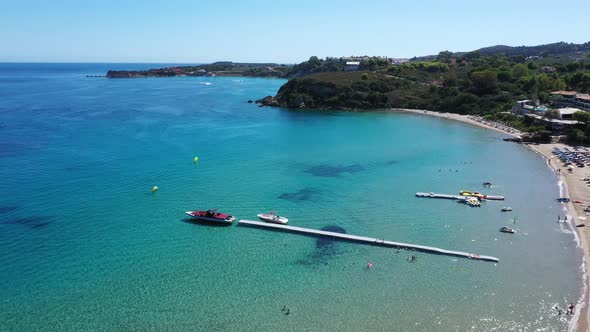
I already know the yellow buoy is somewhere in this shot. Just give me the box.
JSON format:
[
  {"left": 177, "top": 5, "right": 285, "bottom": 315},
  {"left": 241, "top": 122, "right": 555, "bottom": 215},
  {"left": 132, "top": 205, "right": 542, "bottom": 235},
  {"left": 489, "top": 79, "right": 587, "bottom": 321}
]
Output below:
[
  {"left": 194, "top": 156, "right": 199, "bottom": 163},
  {"left": 151, "top": 186, "right": 158, "bottom": 193}
]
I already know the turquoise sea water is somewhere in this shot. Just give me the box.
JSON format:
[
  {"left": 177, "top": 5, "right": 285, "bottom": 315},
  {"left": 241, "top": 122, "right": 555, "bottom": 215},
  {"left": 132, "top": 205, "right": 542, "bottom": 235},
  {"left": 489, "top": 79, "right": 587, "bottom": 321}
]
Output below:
[{"left": 0, "top": 63, "right": 583, "bottom": 331}]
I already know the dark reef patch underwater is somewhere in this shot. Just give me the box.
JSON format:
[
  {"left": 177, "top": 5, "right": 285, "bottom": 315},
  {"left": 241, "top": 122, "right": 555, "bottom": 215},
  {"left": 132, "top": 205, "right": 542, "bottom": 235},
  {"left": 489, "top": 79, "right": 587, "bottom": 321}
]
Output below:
[
  {"left": 303, "top": 164, "right": 364, "bottom": 177},
  {"left": 1, "top": 216, "right": 53, "bottom": 229},
  {"left": 278, "top": 187, "right": 321, "bottom": 202},
  {"left": 0, "top": 206, "right": 18, "bottom": 214},
  {"left": 296, "top": 225, "right": 347, "bottom": 266}
]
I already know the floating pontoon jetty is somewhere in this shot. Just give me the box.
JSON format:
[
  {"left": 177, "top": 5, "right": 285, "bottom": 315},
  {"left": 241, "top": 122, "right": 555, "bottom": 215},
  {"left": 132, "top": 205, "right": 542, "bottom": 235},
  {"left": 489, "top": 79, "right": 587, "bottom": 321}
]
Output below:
[
  {"left": 416, "top": 192, "right": 505, "bottom": 201},
  {"left": 416, "top": 192, "right": 465, "bottom": 200},
  {"left": 238, "top": 220, "right": 499, "bottom": 263}
]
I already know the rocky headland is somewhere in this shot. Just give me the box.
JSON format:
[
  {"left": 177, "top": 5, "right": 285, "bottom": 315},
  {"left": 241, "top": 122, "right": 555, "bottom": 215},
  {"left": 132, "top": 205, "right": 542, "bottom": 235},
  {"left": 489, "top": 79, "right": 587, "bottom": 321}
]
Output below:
[{"left": 106, "top": 62, "right": 291, "bottom": 78}]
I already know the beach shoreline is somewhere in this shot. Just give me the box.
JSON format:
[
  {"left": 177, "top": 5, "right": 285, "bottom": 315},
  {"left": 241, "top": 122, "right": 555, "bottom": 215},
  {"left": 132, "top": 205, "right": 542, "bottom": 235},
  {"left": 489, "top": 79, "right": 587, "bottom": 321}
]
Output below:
[
  {"left": 530, "top": 143, "right": 589, "bottom": 332},
  {"left": 391, "top": 108, "right": 523, "bottom": 138},
  {"left": 394, "top": 108, "right": 590, "bottom": 332}
]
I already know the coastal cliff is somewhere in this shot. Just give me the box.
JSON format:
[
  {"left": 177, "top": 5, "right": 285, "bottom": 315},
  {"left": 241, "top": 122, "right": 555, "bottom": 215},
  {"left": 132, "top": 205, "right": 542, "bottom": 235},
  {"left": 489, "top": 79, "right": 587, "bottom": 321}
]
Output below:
[
  {"left": 256, "top": 72, "right": 432, "bottom": 110},
  {"left": 258, "top": 51, "right": 590, "bottom": 114}
]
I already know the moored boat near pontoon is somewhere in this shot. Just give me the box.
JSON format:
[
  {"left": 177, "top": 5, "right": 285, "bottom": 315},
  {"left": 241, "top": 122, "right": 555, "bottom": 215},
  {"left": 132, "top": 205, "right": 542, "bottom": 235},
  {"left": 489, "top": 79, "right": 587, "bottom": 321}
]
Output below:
[
  {"left": 460, "top": 190, "right": 505, "bottom": 201},
  {"left": 460, "top": 190, "right": 485, "bottom": 199},
  {"left": 185, "top": 209, "right": 236, "bottom": 224},
  {"left": 257, "top": 212, "right": 288, "bottom": 224}
]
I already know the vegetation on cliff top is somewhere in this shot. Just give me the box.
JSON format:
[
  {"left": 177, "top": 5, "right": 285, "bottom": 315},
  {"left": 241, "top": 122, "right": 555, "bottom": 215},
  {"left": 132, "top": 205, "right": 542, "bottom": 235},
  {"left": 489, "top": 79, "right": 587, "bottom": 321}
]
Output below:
[
  {"left": 413, "top": 41, "right": 590, "bottom": 61},
  {"left": 268, "top": 51, "right": 590, "bottom": 114}
]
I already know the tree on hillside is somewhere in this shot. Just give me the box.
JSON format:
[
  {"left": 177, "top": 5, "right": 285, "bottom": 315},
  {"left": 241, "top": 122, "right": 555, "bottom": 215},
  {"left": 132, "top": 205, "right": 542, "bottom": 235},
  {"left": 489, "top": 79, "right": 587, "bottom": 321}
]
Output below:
[
  {"left": 512, "top": 64, "right": 528, "bottom": 79},
  {"left": 569, "top": 128, "right": 587, "bottom": 143},
  {"left": 522, "top": 75, "right": 548, "bottom": 97},
  {"left": 443, "top": 74, "right": 458, "bottom": 87},
  {"left": 568, "top": 72, "right": 590, "bottom": 92},
  {"left": 463, "top": 51, "right": 481, "bottom": 61},
  {"left": 437, "top": 51, "right": 453, "bottom": 63},
  {"left": 536, "top": 74, "right": 565, "bottom": 92},
  {"left": 497, "top": 70, "right": 513, "bottom": 82},
  {"left": 308, "top": 56, "right": 321, "bottom": 65},
  {"left": 470, "top": 70, "right": 498, "bottom": 95},
  {"left": 363, "top": 58, "right": 378, "bottom": 70},
  {"left": 574, "top": 111, "right": 590, "bottom": 124},
  {"left": 567, "top": 62, "right": 581, "bottom": 72},
  {"left": 510, "top": 55, "right": 526, "bottom": 63},
  {"left": 543, "top": 109, "right": 560, "bottom": 119},
  {"left": 489, "top": 54, "right": 509, "bottom": 67},
  {"left": 527, "top": 61, "right": 538, "bottom": 70}
]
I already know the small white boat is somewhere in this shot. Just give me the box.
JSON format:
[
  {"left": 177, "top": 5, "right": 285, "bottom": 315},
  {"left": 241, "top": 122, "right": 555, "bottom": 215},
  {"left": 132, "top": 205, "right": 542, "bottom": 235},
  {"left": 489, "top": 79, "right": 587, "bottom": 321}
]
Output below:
[
  {"left": 257, "top": 212, "right": 288, "bottom": 224},
  {"left": 501, "top": 207, "right": 512, "bottom": 212},
  {"left": 500, "top": 226, "right": 515, "bottom": 234},
  {"left": 465, "top": 197, "right": 481, "bottom": 207}
]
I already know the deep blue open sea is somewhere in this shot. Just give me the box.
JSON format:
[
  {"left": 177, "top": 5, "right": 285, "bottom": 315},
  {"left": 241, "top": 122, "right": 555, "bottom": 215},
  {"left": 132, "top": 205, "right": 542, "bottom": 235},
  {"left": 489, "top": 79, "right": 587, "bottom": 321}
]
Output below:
[{"left": 0, "top": 63, "right": 583, "bottom": 331}]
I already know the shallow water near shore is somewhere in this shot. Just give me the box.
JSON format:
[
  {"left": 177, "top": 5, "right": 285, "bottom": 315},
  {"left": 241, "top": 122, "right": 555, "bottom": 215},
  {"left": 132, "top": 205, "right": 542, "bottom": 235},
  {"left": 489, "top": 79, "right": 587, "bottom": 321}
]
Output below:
[{"left": 0, "top": 63, "right": 582, "bottom": 331}]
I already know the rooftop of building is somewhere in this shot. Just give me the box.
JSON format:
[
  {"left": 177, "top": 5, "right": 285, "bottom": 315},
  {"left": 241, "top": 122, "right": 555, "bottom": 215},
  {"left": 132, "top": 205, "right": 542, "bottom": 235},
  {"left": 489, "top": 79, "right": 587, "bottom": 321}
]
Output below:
[
  {"left": 524, "top": 113, "right": 579, "bottom": 125},
  {"left": 551, "top": 90, "right": 578, "bottom": 96}
]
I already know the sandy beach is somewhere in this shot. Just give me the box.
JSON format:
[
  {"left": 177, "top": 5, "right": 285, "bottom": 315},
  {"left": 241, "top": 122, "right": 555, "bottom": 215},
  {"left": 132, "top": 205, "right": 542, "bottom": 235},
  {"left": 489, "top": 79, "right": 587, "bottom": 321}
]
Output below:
[
  {"left": 395, "top": 108, "right": 590, "bottom": 332},
  {"left": 392, "top": 108, "right": 523, "bottom": 138},
  {"left": 531, "top": 143, "right": 589, "bottom": 332}
]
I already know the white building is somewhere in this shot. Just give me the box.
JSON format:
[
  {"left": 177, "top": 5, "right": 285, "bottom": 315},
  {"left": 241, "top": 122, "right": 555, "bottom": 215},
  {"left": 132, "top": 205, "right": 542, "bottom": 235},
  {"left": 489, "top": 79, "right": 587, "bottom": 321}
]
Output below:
[
  {"left": 551, "top": 91, "right": 590, "bottom": 112},
  {"left": 511, "top": 100, "right": 546, "bottom": 115},
  {"left": 556, "top": 107, "right": 583, "bottom": 120},
  {"left": 344, "top": 61, "right": 360, "bottom": 71},
  {"left": 390, "top": 58, "right": 410, "bottom": 65},
  {"left": 523, "top": 113, "right": 578, "bottom": 132}
]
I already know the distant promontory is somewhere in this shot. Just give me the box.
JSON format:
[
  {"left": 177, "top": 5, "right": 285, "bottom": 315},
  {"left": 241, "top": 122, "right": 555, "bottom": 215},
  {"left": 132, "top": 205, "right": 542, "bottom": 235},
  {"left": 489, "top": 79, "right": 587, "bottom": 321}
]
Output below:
[{"left": 106, "top": 62, "right": 292, "bottom": 78}]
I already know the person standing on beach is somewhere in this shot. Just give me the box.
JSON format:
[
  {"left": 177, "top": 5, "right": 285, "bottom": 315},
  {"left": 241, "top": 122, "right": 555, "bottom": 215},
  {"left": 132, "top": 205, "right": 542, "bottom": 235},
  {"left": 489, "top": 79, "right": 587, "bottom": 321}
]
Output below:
[{"left": 567, "top": 303, "right": 575, "bottom": 315}]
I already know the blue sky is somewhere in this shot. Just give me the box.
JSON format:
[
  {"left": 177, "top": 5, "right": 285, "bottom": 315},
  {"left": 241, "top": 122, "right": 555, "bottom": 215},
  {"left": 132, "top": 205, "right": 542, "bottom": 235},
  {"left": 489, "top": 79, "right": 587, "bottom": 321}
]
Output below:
[{"left": 1, "top": 0, "right": 589, "bottom": 63}]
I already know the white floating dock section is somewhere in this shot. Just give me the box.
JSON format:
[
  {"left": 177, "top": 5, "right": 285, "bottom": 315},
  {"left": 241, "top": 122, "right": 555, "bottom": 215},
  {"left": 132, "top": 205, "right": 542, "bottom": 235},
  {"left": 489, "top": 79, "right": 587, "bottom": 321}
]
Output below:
[
  {"left": 238, "top": 220, "right": 499, "bottom": 263},
  {"left": 416, "top": 192, "right": 466, "bottom": 200},
  {"left": 416, "top": 192, "right": 505, "bottom": 201},
  {"left": 483, "top": 195, "right": 505, "bottom": 201}
]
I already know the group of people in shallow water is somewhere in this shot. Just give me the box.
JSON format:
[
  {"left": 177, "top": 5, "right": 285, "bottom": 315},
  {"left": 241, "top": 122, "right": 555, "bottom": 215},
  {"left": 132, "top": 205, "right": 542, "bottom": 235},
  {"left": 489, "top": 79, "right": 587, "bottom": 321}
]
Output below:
[
  {"left": 365, "top": 251, "right": 417, "bottom": 270},
  {"left": 555, "top": 303, "right": 576, "bottom": 316},
  {"left": 437, "top": 161, "right": 475, "bottom": 173}
]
